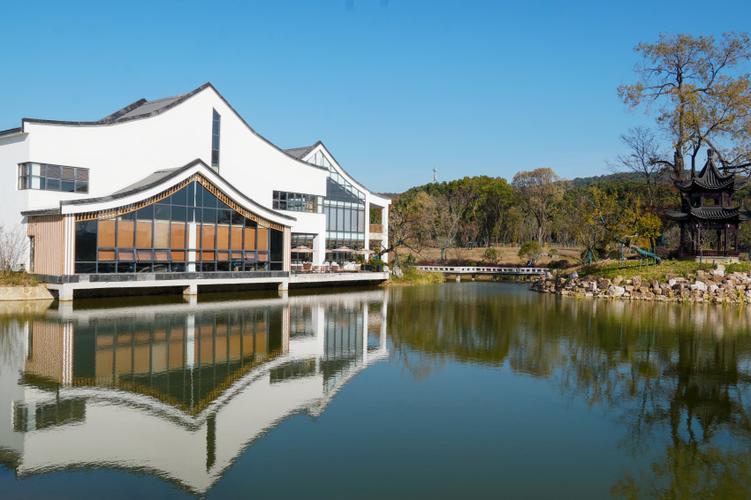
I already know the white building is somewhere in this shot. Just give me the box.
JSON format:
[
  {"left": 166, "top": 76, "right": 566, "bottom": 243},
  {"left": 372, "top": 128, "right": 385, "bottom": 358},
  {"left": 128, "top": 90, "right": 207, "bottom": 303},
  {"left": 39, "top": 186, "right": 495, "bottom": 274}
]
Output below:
[{"left": 0, "top": 83, "right": 389, "bottom": 279}]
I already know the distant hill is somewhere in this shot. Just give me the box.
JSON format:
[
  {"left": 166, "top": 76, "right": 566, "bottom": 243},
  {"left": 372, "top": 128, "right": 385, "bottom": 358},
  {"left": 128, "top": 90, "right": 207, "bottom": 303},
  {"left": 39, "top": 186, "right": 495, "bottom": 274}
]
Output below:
[
  {"left": 568, "top": 171, "right": 656, "bottom": 186},
  {"left": 385, "top": 171, "right": 651, "bottom": 197}
]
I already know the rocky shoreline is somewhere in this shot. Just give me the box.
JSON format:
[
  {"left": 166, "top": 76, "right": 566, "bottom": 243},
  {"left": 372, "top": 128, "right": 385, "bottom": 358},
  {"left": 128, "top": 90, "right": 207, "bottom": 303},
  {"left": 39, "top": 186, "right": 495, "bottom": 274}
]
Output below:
[{"left": 532, "top": 265, "right": 751, "bottom": 304}]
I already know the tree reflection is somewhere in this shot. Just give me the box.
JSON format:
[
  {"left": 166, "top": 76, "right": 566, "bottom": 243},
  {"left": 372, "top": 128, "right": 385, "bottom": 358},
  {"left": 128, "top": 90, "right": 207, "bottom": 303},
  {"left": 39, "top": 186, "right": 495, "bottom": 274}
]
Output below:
[{"left": 387, "top": 284, "right": 751, "bottom": 497}]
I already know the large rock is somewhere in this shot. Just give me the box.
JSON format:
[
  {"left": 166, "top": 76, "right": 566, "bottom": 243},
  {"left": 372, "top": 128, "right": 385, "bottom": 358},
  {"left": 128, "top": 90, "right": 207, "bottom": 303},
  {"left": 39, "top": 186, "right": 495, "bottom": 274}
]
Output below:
[
  {"left": 712, "top": 265, "right": 726, "bottom": 278},
  {"left": 691, "top": 281, "right": 708, "bottom": 292},
  {"left": 608, "top": 285, "right": 626, "bottom": 297}
]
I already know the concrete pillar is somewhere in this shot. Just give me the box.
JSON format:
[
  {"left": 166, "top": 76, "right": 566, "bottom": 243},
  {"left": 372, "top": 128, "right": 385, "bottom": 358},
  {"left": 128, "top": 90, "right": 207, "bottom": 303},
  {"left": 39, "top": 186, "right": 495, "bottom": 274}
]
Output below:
[
  {"left": 364, "top": 201, "right": 371, "bottom": 262},
  {"left": 183, "top": 283, "right": 198, "bottom": 296},
  {"left": 57, "top": 284, "right": 74, "bottom": 302},
  {"left": 283, "top": 227, "right": 291, "bottom": 272},
  {"left": 381, "top": 204, "right": 389, "bottom": 263},
  {"left": 455, "top": 275, "right": 461, "bottom": 283},
  {"left": 313, "top": 232, "right": 326, "bottom": 266},
  {"left": 278, "top": 280, "right": 289, "bottom": 292}
]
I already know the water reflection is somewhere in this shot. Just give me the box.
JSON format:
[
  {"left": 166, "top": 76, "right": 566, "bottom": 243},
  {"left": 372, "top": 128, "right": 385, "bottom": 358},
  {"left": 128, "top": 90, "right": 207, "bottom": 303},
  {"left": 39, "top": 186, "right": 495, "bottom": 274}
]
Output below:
[
  {"left": 0, "top": 290, "right": 388, "bottom": 494},
  {"left": 4, "top": 283, "right": 751, "bottom": 497},
  {"left": 388, "top": 283, "right": 751, "bottom": 497}
]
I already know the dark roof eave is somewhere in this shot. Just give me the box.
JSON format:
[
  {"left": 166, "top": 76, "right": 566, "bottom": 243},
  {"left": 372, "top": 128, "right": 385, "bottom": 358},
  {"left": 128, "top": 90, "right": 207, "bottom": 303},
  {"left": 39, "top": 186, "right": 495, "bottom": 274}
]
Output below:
[
  {"left": 0, "top": 127, "right": 23, "bottom": 137},
  {"left": 22, "top": 208, "right": 61, "bottom": 217},
  {"left": 21, "top": 84, "right": 213, "bottom": 128},
  {"left": 677, "top": 180, "right": 735, "bottom": 192}
]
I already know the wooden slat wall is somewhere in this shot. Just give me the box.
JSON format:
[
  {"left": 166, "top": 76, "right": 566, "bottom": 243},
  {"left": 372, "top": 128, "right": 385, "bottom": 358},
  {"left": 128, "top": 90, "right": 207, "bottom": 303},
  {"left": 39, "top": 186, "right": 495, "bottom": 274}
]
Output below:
[{"left": 27, "top": 215, "right": 66, "bottom": 275}]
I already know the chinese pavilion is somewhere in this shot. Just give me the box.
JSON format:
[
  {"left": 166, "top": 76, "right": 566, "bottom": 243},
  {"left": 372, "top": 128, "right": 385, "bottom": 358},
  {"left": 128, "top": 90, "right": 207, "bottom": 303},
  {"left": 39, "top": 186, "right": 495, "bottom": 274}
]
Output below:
[{"left": 667, "top": 149, "right": 750, "bottom": 261}]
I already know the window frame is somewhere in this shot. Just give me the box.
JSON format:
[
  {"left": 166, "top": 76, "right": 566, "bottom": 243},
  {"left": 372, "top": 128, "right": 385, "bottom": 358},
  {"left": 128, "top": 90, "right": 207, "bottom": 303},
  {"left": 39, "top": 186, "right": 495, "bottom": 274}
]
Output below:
[{"left": 18, "top": 162, "right": 89, "bottom": 193}]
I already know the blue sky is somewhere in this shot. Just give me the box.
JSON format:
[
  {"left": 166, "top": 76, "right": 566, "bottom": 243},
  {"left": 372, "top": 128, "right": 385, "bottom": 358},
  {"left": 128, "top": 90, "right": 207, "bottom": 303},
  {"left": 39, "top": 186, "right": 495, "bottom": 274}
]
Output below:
[{"left": 1, "top": 0, "right": 749, "bottom": 192}]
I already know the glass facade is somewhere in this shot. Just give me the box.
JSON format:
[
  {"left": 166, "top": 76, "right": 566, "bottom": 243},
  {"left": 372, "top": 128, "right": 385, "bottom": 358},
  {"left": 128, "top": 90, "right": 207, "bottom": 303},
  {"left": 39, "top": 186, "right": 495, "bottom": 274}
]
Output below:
[
  {"left": 18, "top": 163, "right": 89, "bottom": 193},
  {"left": 323, "top": 175, "right": 365, "bottom": 244},
  {"left": 272, "top": 191, "right": 322, "bottom": 213},
  {"left": 74, "top": 180, "right": 284, "bottom": 273},
  {"left": 305, "top": 148, "right": 369, "bottom": 259},
  {"left": 291, "top": 233, "right": 315, "bottom": 248},
  {"left": 211, "top": 109, "right": 221, "bottom": 169}
]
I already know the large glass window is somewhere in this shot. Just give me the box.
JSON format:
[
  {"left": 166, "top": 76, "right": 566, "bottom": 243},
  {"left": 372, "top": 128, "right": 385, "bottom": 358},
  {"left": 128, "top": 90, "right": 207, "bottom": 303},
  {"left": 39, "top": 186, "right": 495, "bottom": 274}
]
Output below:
[
  {"left": 322, "top": 168, "right": 366, "bottom": 245},
  {"left": 272, "top": 191, "right": 322, "bottom": 213},
  {"left": 74, "top": 180, "right": 284, "bottom": 273},
  {"left": 18, "top": 163, "right": 89, "bottom": 193},
  {"left": 211, "top": 109, "right": 221, "bottom": 170}
]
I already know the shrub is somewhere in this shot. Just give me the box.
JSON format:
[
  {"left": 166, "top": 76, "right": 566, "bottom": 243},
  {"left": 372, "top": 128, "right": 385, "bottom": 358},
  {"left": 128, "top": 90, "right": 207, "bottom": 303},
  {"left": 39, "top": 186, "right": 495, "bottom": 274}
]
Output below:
[
  {"left": 548, "top": 259, "right": 572, "bottom": 269},
  {"left": 518, "top": 241, "right": 543, "bottom": 264},
  {"left": 482, "top": 248, "right": 499, "bottom": 263}
]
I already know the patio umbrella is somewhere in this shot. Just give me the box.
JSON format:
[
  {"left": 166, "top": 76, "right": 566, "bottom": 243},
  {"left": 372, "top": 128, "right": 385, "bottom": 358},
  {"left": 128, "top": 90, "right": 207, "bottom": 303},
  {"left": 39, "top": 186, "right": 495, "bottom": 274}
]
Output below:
[
  {"left": 291, "top": 246, "right": 313, "bottom": 253},
  {"left": 332, "top": 246, "right": 354, "bottom": 253},
  {"left": 356, "top": 248, "right": 372, "bottom": 255}
]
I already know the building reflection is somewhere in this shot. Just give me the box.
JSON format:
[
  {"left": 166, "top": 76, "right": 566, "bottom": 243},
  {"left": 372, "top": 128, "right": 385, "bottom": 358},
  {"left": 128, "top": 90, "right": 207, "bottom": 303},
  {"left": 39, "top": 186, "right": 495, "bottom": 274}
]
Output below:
[{"left": 0, "top": 290, "right": 388, "bottom": 494}]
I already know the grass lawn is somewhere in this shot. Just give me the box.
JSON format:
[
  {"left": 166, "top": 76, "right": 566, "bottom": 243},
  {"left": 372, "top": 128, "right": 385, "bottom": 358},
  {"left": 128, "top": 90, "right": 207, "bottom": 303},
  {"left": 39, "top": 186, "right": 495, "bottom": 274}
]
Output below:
[
  {"left": 0, "top": 271, "right": 37, "bottom": 286},
  {"left": 578, "top": 259, "right": 751, "bottom": 282}
]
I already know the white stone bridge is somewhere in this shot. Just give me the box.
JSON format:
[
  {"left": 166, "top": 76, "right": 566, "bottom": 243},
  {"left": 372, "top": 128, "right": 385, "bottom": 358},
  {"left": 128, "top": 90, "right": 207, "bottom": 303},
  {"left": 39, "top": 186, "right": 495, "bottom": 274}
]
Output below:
[{"left": 416, "top": 265, "right": 548, "bottom": 277}]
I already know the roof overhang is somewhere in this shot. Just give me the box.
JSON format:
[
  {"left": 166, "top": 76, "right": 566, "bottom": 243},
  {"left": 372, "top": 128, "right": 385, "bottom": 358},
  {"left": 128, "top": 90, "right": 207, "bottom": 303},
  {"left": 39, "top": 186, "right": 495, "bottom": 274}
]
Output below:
[{"left": 23, "top": 159, "right": 295, "bottom": 228}]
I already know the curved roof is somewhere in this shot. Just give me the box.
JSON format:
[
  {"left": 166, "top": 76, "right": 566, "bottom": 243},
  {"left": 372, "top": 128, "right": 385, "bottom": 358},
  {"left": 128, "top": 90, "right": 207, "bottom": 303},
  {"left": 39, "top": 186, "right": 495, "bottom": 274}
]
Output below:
[
  {"left": 676, "top": 151, "right": 735, "bottom": 191},
  {"left": 18, "top": 82, "right": 328, "bottom": 172},
  {"left": 666, "top": 206, "right": 748, "bottom": 221}
]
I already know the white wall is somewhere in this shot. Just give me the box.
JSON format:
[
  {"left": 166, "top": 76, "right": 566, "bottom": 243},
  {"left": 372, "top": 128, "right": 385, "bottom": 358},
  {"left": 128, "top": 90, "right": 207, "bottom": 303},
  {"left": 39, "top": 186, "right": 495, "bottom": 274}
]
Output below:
[
  {"left": 2, "top": 86, "right": 329, "bottom": 246},
  {"left": 0, "top": 132, "right": 29, "bottom": 231}
]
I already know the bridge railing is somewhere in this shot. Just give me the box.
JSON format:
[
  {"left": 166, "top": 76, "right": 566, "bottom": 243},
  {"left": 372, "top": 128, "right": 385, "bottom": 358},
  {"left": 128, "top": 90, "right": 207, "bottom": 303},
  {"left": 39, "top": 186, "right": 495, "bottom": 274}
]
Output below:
[{"left": 415, "top": 266, "right": 548, "bottom": 275}]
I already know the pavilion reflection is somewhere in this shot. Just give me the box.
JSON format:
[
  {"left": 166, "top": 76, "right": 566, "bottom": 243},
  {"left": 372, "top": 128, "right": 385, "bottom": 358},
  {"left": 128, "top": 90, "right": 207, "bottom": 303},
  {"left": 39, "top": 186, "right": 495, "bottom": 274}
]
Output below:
[{"left": 0, "top": 290, "right": 388, "bottom": 494}]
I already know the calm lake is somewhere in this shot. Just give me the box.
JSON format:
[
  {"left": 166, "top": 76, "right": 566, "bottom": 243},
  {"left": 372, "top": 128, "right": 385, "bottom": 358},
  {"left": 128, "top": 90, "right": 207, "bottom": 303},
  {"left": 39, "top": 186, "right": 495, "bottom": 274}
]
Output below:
[{"left": 2, "top": 282, "right": 751, "bottom": 499}]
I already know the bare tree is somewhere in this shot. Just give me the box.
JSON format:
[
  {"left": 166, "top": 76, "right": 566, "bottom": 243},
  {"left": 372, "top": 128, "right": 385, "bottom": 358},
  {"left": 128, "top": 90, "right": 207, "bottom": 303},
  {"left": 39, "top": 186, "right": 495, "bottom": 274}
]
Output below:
[
  {"left": 614, "top": 127, "right": 667, "bottom": 208},
  {"left": 424, "top": 186, "right": 478, "bottom": 262},
  {"left": 380, "top": 192, "right": 432, "bottom": 270},
  {"left": 0, "top": 226, "right": 27, "bottom": 272}
]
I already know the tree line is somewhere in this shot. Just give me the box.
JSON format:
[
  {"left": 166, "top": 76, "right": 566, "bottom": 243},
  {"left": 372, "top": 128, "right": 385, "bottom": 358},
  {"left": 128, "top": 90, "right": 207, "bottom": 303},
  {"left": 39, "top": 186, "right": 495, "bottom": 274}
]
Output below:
[{"left": 386, "top": 32, "right": 751, "bottom": 267}]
